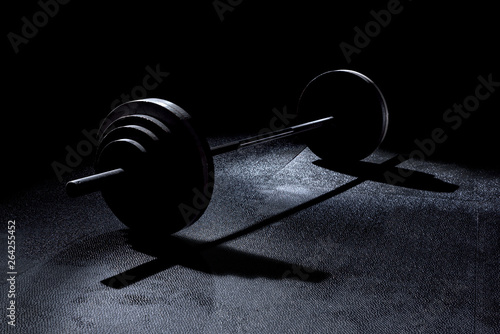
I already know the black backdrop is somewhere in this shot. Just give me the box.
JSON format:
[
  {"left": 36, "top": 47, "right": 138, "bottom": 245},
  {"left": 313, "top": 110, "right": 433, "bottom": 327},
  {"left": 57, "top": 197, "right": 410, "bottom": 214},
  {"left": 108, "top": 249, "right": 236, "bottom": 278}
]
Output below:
[{"left": 3, "top": 1, "right": 499, "bottom": 193}]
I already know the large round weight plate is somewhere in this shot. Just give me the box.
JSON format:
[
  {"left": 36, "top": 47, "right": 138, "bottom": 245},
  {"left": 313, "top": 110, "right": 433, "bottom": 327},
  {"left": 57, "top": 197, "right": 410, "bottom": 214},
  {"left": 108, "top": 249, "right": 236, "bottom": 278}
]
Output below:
[
  {"left": 97, "top": 99, "right": 214, "bottom": 234},
  {"left": 297, "top": 70, "right": 388, "bottom": 163}
]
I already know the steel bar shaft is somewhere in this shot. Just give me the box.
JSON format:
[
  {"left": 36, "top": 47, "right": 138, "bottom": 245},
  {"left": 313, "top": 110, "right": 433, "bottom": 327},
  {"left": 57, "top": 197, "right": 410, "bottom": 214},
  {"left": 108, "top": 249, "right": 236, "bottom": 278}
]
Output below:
[{"left": 210, "top": 116, "right": 333, "bottom": 156}]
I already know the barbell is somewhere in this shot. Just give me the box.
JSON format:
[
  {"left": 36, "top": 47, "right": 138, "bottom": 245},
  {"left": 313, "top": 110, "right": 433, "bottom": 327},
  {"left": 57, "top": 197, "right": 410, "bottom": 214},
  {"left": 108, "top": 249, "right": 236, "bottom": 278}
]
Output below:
[{"left": 66, "top": 69, "right": 388, "bottom": 234}]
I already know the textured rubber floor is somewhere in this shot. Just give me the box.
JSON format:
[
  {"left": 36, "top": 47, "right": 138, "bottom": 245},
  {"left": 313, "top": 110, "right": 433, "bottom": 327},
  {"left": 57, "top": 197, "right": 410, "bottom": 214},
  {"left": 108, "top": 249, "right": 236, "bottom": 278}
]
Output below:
[{"left": 1, "top": 136, "right": 499, "bottom": 333}]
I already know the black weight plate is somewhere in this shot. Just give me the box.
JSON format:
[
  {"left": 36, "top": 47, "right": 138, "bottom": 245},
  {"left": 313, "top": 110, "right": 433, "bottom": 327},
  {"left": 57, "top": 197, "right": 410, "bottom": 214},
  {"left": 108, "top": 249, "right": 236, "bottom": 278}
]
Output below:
[
  {"left": 96, "top": 138, "right": 147, "bottom": 173},
  {"left": 97, "top": 99, "right": 214, "bottom": 234},
  {"left": 297, "top": 70, "right": 388, "bottom": 163},
  {"left": 96, "top": 125, "right": 159, "bottom": 160},
  {"left": 96, "top": 138, "right": 155, "bottom": 232},
  {"left": 99, "top": 114, "right": 172, "bottom": 142}
]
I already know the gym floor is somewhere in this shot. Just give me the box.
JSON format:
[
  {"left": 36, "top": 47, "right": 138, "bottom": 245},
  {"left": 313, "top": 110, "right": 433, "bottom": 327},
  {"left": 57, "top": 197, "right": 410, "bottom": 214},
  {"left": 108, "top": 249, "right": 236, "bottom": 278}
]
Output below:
[{"left": 2, "top": 135, "right": 498, "bottom": 333}]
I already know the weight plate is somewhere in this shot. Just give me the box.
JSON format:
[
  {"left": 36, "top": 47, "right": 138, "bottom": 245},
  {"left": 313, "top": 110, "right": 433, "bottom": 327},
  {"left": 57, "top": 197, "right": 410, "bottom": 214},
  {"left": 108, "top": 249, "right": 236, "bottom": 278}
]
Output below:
[
  {"left": 96, "top": 125, "right": 159, "bottom": 160},
  {"left": 99, "top": 114, "right": 172, "bottom": 143},
  {"left": 297, "top": 70, "right": 389, "bottom": 163},
  {"left": 97, "top": 99, "right": 214, "bottom": 234},
  {"left": 96, "top": 138, "right": 147, "bottom": 173}
]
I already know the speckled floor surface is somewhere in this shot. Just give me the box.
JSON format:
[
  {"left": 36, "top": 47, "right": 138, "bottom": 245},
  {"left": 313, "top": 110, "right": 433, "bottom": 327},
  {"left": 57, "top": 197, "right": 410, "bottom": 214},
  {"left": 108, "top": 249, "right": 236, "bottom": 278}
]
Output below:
[{"left": 1, "top": 136, "right": 499, "bottom": 333}]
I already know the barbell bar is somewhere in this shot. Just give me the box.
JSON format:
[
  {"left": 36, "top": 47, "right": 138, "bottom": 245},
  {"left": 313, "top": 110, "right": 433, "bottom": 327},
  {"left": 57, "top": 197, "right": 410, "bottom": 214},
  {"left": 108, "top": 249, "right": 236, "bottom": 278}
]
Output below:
[
  {"left": 66, "top": 116, "right": 334, "bottom": 197},
  {"left": 66, "top": 69, "right": 389, "bottom": 234}
]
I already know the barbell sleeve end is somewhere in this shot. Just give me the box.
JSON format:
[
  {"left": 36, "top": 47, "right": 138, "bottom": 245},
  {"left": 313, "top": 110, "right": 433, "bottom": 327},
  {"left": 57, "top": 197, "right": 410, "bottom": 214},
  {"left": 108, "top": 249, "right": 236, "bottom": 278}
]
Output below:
[{"left": 66, "top": 168, "right": 125, "bottom": 198}]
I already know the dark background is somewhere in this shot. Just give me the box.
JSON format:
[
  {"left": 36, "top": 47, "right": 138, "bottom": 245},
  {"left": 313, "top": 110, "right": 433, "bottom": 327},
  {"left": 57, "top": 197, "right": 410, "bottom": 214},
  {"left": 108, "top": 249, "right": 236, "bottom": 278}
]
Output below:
[{"left": 2, "top": 1, "right": 499, "bottom": 194}]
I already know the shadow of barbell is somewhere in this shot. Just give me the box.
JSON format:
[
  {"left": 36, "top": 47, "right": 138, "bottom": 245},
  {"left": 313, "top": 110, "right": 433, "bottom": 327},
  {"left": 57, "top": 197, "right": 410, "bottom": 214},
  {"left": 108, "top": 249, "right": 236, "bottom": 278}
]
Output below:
[{"left": 101, "top": 154, "right": 459, "bottom": 289}]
